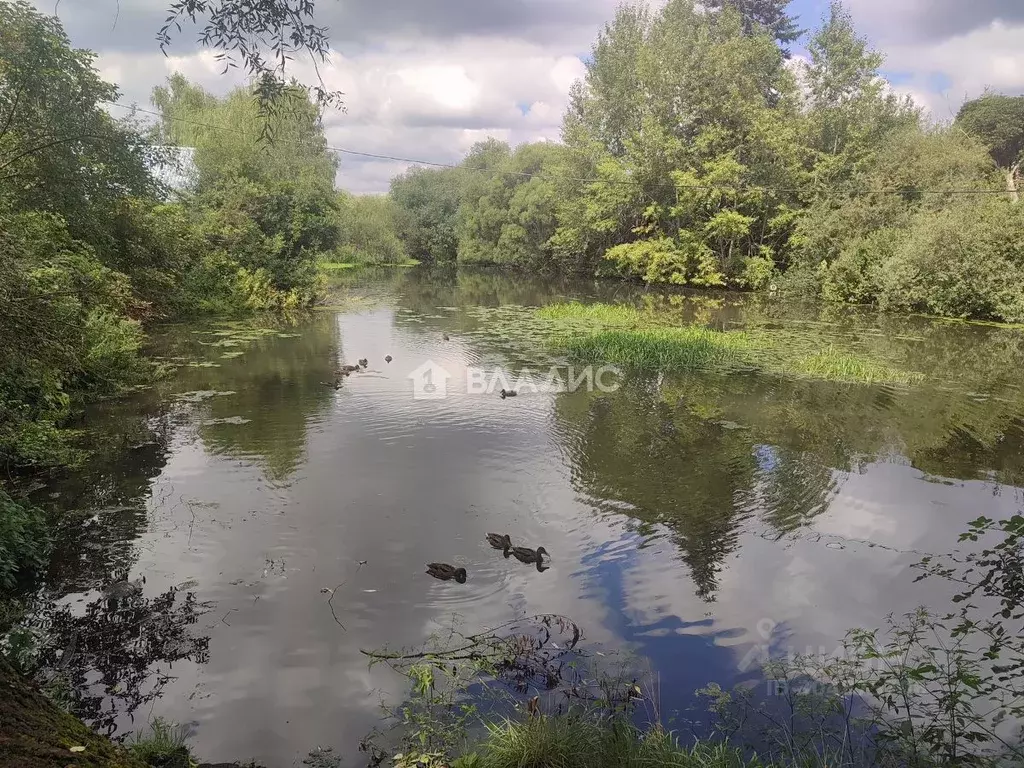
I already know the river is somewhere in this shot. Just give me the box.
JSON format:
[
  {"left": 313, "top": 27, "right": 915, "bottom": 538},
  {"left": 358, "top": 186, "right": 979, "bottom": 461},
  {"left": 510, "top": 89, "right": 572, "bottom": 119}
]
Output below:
[{"left": 23, "top": 267, "right": 1024, "bottom": 766}]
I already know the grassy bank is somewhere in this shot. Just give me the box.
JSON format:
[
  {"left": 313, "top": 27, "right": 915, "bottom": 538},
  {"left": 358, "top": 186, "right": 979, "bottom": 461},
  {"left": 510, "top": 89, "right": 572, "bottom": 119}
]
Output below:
[{"left": 537, "top": 301, "right": 923, "bottom": 385}]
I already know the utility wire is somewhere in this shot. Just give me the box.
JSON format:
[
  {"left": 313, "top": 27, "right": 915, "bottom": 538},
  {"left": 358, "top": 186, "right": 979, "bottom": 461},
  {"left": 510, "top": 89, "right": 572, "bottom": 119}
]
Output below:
[{"left": 103, "top": 99, "right": 1015, "bottom": 197}]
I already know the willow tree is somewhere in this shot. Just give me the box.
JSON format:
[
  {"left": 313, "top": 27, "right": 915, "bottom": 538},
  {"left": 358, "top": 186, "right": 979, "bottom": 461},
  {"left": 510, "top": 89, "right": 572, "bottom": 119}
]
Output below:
[{"left": 157, "top": 0, "right": 343, "bottom": 113}]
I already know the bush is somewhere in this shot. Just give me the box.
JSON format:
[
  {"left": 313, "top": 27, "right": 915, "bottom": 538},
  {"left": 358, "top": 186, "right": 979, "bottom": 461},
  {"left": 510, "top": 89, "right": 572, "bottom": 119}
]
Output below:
[
  {"left": 334, "top": 193, "right": 408, "bottom": 265},
  {"left": 877, "top": 197, "right": 1024, "bottom": 322},
  {"left": 0, "top": 491, "right": 48, "bottom": 593}
]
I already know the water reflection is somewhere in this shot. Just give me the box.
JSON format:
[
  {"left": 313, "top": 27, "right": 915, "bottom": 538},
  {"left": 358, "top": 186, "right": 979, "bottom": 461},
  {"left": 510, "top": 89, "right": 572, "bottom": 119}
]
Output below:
[{"left": 17, "top": 267, "right": 1024, "bottom": 765}]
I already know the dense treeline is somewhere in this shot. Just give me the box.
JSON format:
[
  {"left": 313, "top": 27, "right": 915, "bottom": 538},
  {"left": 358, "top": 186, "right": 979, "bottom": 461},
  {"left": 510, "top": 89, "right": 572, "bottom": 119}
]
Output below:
[
  {"left": 379, "top": 0, "right": 1024, "bottom": 322},
  {"left": 0, "top": 0, "right": 347, "bottom": 591}
]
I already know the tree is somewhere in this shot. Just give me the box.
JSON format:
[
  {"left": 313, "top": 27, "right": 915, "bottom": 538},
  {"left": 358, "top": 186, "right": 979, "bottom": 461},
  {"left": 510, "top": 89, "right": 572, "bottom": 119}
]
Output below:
[
  {"left": 703, "top": 0, "right": 802, "bottom": 52},
  {"left": 555, "top": 0, "right": 804, "bottom": 286},
  {"left": 390, "top": 166, "right": 463, "bottom": 263},
  {"left": 156, "top": 0, "right": 343, "bottom": 114},
  {"left": 457, "top": 141, "right": 562, "bottom": 268},
  {"left": 151, "top": 75, "right": 339, "bottom": 308},
  {"left": 956, "top": 93, "right": 1024, "bottom": 202},
  {"left": 0, "top": 1, "right": 160, "bottom": 260},
  {"left": 335, "top": 192, "right": 407, "bottom": 264},
  {"left": 801, "top": 0, "right": 918, "bottom": 186}
]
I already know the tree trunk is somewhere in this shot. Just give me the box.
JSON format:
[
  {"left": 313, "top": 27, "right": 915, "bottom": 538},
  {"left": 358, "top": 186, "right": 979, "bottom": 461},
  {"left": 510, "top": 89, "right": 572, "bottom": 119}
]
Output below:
[
  {"left": 0, "top": 656, "right": 147, "bottom": 768},
  {"left": 1008, "top": 163, "right": 1020, "bottom": 204}
]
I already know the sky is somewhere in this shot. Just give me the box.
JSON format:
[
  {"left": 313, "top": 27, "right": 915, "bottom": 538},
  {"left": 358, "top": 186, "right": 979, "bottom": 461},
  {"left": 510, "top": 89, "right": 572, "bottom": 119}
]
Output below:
[{"left": 35, "top": 0, "right": 1024, "bottom": 193}]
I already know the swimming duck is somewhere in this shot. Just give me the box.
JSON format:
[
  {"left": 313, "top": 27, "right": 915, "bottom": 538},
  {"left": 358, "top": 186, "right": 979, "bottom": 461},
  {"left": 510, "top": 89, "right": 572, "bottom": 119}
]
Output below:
[
  {"left": 358, "top": 358, "right": 369, "bottom": 368},
  {"left": 443, "top": 333, "right": 450, "bottom": 341},
  {"left": 486, "top": 533, "right": 512, "bottom": 551},
  {"left": 499, "top": 389, "right": 517, "bottom": 399},
  {"left": 426, "top": 563, "right": 467, "bottom": 583},
  {"left": 102, "top": 574, "right": 145, "bottom": 600},
  {"left": 339, "top": 364, "right": 361, "bottom": 374},
  {"left": 511, "top": 546, "right": 548, "bottom": 565},
  {"left": 385, "top": 355, "right": 393, "bottom": 364},
  {"left": 321, "top": 380, "right": 342, "bottom": 390}
]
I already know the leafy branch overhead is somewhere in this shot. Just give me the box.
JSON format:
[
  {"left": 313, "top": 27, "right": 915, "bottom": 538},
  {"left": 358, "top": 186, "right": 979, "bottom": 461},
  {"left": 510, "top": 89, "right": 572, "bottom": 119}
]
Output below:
[{"left": 157, "top": 0, "right": 344, "bottom": 111}]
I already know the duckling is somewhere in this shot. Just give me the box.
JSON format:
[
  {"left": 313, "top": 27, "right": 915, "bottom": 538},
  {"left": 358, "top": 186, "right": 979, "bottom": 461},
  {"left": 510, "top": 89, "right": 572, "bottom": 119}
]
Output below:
[
  {"left": 385, "top": 355, "right": 393, "bottom": 364},
  {"left": 511, "top": 546, "right": 548, "bottom": 565},
  {"left": 425, "top": 563, "right": 467, "bottom": 583},
  {"left": 358, "top": 358, "right": 369, "bottom": 368},
  {"left": 443, "top": 333, "right": 450, "bottom": 341},
  {"left": 486, "top": 533, "right": 512, "bottom": 551},
  {"left": 499, "top": 389, "right": 517, "bottom": 399}
]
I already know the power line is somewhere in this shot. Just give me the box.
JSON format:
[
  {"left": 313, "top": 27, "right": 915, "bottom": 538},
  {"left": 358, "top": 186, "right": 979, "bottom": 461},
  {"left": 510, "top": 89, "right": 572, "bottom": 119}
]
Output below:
[{"left": 103, "top": 99, "right": 1015, "bottom": 197}]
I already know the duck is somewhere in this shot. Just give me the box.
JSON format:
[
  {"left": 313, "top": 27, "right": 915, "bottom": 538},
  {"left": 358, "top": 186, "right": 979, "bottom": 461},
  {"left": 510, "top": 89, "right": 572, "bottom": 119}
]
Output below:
[
  {"left": 102, "top": 574, "right": 146, "bottom": 600},
  {"left": 486, "top": 533, "right": 512, "bottom": 552},
  {"left": 499, "top": 389, "right": 517, "bottom": 399},
  {"left": 321, "top": 380, "right": 342, "bottom": 390},
  {"left": 358, "top": 358, "right": 369, "bottom": 368},
  {"left": 443, "top": 333, "right": 450, "bottom": 341},
  {"left": 425, "top": 563, "right": 467, "bottom": 583},
  {"left": 385, "top": 355, "right": 393, "bottom": 364},
  {"left": 511, "top": 546, "right": 548, "bottom": 566},
  {"left": 338, "top": 364, "right": 361, "bottom": 374}
]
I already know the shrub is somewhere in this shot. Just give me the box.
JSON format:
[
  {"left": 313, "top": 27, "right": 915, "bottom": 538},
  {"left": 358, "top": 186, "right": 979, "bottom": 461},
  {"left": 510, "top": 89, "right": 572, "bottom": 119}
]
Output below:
[{"left": 0, "top": 491, "right": 49, "bottom": 593}]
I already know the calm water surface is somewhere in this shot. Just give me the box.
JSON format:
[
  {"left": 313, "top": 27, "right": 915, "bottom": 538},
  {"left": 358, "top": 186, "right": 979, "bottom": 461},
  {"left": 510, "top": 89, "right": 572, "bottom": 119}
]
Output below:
[{"left": 27, "top": 268, "right": 1024, "bottom": 766}]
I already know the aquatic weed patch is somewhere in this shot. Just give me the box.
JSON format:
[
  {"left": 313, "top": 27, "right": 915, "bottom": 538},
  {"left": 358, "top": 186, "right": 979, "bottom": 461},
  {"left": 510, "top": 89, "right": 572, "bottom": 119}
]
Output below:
[
  {"left": 561, "top": 327, "right": 751, "bottom": 372},
  {"left": 790, "top": 347, "right": 924, "bottom": 385},
  {"left": 535, "top": 301, "right": 648, "bottom": 327},
  {"left": 534, "top": 302, "right": 926, "bottom": 384}
]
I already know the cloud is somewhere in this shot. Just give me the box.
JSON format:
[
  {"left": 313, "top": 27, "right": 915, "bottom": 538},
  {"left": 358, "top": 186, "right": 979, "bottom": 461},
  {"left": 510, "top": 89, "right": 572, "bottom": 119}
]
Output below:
[
  {"left": 43, "top": 0, "right": 1024, "bottom": 191},
  {"left": 846, "top": 0, "right": 1024, "bottom": 43},
  {"left": 46, "top": 0, "right": 594, "bottom": 193},
  {"left": 841, "top": 0, "right": 1024, "bottom": 118}
]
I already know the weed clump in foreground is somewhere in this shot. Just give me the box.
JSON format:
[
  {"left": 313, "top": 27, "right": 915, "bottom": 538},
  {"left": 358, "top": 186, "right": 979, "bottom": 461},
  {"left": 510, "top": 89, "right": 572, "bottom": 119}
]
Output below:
[
  {"left": 793, "top": 346, "right": 923, "bottom": 385},
  {"left": 474, "top": 717, "right": 761, "bottom": 768},
  {"left": 128, "top": 718, "right": 193, "bottom": 768},
  {"left": 563, "top": 327, "right": 750, "bottom": 372}
]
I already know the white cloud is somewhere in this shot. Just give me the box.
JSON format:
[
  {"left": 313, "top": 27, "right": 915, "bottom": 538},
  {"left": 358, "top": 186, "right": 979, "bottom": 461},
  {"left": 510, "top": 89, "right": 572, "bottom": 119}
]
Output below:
[
  {"left": 46, "top": 0, "right": 1024, "bottom": 192},
  {"left": 842, "top": 1, "right": 1024, "bottom": 119}
]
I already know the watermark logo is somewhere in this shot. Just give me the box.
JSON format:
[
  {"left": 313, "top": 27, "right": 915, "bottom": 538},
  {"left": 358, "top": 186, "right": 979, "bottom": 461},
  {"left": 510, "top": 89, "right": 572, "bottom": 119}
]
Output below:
[
  {"left": 408, "top": 360, "right": 452, "bottom": 400},
  {"left": 407, "top": 359, "right": 621, "bottom": 400}
]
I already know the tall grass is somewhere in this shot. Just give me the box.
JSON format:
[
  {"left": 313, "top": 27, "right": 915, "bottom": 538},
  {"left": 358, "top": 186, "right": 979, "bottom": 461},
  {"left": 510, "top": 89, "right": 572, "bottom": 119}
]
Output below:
[
  {"left": 794, "top": 346, "right": 923, "bottom": 385},
  {"left": 128, "top": 717, "right": 193, "bottom": 766},
  {"left": 474, "top": 718, "right": 764, "bottom": 768},
  {"left": 563, "top": 327, "right": 750, "bottom": 372}
]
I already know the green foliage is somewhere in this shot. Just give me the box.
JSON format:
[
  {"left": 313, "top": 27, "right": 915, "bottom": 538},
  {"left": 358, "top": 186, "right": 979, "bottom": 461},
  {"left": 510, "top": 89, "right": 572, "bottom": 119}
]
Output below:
[
  {"left": 152, "top": 75, "right": 339, "bottom": 310},
  {"left": 563, "top": 327, "right": 751, "bottom": 372},
  {"left": 0, "top": 491, "right": 48, "bottom": 593},
  {"left": 793, "top": 346, "right": 922, "bottom": 384},
  {"left": 0, "top": 1, "right": 160, "bottom": 262},
  {"left": 703, "top": 0, "right": 802, "bottom": 51},
  {"left": 457, "top": 141, "right": 562, "bottom": 269},
  {"left": 334, "top": 192, "right": 407, "bottom": 264},
  {"left": 555, "top": 0, "right": 804, "bottom": 285},
  {"left": 535, "top": 301, "right": 645, "bottom": 326},
  {"left": 390, "top": 166, "right": 463, "bottom": 263},
  {"left": 704, "top": 607, "right": 1024, "bottom": 767},
  {"left": 479, "top": 718, "right": 762, "bottom": 768},
  {"left": 128, "top": 718, "right": 196, "bottom": 768},
  {"left": 956, "top": 93, "right": 1024, "bottom": 171}
]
